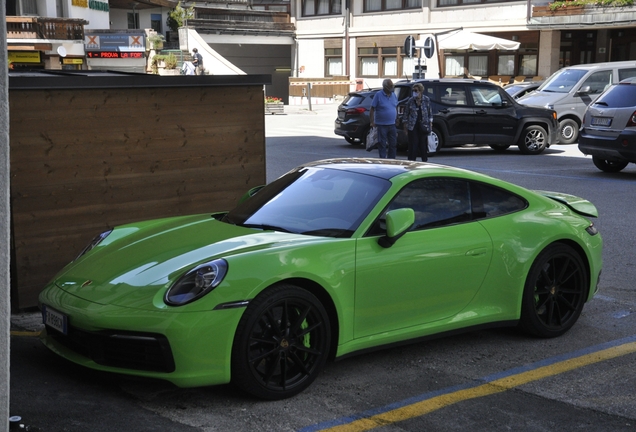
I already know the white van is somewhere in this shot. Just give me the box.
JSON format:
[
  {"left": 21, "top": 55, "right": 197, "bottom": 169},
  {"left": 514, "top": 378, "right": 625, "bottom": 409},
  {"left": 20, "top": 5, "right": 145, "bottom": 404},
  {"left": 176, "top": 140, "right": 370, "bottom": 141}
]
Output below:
[{"left": 518, "top": 61, "right": 636, "bottom": 144}]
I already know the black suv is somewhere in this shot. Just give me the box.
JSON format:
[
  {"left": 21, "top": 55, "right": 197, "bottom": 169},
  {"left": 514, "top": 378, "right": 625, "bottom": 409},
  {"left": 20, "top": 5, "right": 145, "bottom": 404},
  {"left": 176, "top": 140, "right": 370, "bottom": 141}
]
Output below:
[
  {"left": 334, "top": 89, "right": 378, "bottom": 145},
  {"left": 394, "top": 79, "right": 558, "bottom": 155}
]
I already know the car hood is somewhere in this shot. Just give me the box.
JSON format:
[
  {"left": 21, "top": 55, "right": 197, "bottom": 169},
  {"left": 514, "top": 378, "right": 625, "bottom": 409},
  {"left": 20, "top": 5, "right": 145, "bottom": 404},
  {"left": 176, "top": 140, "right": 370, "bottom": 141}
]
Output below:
[
  {"left": 52, "top": 214, "right": 316, "bottom": 308},
  {"left": 518, "top": 91, "right": 565, "bottom": 108}
]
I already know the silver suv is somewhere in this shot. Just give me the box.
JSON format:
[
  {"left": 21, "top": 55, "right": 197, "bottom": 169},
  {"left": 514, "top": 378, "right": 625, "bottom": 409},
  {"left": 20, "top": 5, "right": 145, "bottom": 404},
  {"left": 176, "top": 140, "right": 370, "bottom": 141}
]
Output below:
[{"left": 578, "top": 77, "right": 636, "bottom": 172}]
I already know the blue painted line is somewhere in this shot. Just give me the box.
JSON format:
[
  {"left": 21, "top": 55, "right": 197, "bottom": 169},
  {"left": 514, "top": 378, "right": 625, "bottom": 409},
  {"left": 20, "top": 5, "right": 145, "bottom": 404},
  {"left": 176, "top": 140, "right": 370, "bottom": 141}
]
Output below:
[{"left": 299, "top": 334, "right": 636, "bottom": 432}]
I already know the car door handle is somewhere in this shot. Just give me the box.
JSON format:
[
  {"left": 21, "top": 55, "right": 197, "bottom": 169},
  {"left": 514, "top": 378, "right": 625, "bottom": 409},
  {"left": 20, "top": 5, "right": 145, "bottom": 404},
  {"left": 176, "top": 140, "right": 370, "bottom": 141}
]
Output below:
[
  {"left": 476, "top": 110, "right": 488, "bottom": 115},
  {"left": 466, "top": 248, "right": 487, "bottom": 257},
  {"left": 438, "top": 108, "right": 450, "bottom": 113}
]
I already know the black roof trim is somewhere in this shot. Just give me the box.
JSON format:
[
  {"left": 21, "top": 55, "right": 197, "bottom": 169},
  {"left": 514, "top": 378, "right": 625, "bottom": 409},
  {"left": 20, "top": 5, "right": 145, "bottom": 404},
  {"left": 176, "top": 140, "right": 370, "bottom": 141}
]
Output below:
[{"left": 8, "top": 70, "right": 272, "bottom": 90}]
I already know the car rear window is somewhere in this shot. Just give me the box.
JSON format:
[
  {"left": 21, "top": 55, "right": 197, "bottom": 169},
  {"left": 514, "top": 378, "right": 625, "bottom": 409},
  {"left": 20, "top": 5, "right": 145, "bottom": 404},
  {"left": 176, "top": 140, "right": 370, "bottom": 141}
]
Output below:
[
  {"left": 593, "top": 84, "right": 636, "bottom": 108},
  {"left": 343, "top": 94, "right": 371, "bottom": 107}
]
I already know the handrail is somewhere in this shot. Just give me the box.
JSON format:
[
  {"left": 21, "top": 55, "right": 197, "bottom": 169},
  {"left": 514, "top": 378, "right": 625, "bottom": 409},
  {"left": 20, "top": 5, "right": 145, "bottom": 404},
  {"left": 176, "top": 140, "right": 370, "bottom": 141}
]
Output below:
[{"left": 6, "top": 16, "right": 88, "bottom": 40}]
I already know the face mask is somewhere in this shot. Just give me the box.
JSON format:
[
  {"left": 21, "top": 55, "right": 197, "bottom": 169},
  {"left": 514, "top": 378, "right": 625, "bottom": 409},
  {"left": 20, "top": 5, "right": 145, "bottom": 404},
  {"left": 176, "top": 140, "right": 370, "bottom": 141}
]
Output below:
[{"left": 412, "top": 92, "right": 419, "bottom": 97}]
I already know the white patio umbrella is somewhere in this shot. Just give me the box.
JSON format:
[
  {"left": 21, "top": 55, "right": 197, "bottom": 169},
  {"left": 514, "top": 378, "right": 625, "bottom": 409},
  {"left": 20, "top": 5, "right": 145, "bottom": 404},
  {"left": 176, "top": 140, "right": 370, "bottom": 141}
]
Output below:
[{"left": 433, "top": 30, "right": 520, "bottom": 51}]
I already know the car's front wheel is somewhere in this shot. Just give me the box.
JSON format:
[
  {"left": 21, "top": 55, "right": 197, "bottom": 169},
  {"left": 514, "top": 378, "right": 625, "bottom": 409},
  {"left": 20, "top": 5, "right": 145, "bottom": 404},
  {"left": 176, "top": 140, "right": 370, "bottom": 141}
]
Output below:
[
  {"left": 558, "top": 118, "right": 579, "bottom": 144},
  {"left": 231, "top": 284, "right": 331, "bottom": 400},
  {"left": 519, "top": 243, "right": 587, "bottom": 338},
  {"left": 518, "top": 125, "right": 548, "bottom": 155},
  {"left": 592, "top": 156, "right": 629, "bottom": 173}
]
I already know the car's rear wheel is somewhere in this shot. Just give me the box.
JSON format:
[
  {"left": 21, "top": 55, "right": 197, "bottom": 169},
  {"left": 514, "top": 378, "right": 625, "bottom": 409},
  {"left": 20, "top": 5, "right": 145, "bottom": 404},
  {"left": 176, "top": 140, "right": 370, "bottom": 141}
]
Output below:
[
  {"left": 558, "top": 118, "right": 579, "bottom": 144},
  {"left": 519, "top": 243, "right": 587, "bottom": 338},
  {"left": 518, "top": 125, "right": 548, "bottom": 155},
  {"left": 231, "top": 284, "right": 331, "bottom": 400},
  {"left": 592, "top": 156, "right": 629, "bottom": 173},
  {"left": 489, "top": 144, "right": 510, "bottom": 152}
]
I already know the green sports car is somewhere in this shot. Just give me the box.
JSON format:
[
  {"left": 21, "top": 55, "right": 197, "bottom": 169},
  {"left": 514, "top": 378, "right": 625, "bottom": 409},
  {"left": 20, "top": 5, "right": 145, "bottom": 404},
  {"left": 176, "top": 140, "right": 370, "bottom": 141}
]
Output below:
[{"left": 39, "top": 158, "right": 602, "bottom": 400}]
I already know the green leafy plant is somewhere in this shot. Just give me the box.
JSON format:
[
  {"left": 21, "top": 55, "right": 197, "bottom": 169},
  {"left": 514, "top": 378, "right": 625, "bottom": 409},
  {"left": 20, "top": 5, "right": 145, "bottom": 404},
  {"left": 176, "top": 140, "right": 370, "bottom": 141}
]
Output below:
[
  {"left": 148, "top": 34, "right": 165, "bottom": 50},
  {"left": 167, "top": 2, "right": 196, "bottom": 32},
  {"left": 549, "top": 0, "right": 632, "bottom": 9},
  {"left": 265, "top": 96, "right": 283, "bottom": 104}
]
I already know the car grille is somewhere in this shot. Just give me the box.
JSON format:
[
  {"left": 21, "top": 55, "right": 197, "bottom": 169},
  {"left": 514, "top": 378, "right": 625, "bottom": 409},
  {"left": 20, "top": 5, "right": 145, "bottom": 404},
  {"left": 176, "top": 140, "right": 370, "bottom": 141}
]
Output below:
[{"left": 46, "top": 324, "right": 176, "bottom": 373}]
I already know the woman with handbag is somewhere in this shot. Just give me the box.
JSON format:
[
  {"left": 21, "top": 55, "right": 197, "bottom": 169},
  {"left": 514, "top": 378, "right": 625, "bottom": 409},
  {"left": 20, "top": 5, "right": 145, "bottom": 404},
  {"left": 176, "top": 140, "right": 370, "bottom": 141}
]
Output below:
[{"left": 401, "top": 83, "right": 433, "bottom": 162}]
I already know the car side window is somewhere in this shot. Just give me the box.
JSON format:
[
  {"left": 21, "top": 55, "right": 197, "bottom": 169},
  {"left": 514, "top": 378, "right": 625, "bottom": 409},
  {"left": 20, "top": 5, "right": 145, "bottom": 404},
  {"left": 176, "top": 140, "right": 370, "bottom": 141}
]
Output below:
[
  {"left": 470, "top": 86, "right": 504, "bottom": 107},
  {"left": 440, "top": 85, "right": 468, "bottom": 106},
  {"left": 387, "top": 178, "right": 472, "bottom": 230},
  {"left": 618, "top": 68, "right": 636, "bottom": 81},
  {"left": 581, "top": 70, "right": 613, "bottom": 95},
  {"left": 470, "top": 181, "right": 528, "bottom": 219}
]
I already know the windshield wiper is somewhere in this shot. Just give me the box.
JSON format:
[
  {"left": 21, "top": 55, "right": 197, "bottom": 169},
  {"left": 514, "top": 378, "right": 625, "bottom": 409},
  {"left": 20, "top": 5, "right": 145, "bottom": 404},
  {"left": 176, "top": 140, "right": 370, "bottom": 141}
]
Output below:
[{"left": 241, "top": 223, "right": 294, "bottom": 233}]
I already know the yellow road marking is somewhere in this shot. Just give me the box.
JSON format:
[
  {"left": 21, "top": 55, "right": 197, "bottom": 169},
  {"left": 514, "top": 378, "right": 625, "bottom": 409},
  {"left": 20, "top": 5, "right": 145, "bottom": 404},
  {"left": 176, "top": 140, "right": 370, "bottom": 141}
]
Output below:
[
  {"left": 322, "top": 341, "right": 636, "bottom": 432},
  {"left": 10, "top": 330, "right": 42, "bottom": 337}
]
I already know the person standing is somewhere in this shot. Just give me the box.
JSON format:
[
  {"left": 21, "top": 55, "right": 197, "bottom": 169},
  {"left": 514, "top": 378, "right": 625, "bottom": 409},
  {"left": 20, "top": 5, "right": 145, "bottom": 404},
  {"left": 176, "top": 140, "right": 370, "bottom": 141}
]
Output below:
[
  {"left": 401, "top": 83, "right": 433, "bottom": 162},
  {"left": 370, "top": 79, "right": 398, "bottom": 159},
  {"left": 192, "top": 48, "right": 204, "bottom": 75}
]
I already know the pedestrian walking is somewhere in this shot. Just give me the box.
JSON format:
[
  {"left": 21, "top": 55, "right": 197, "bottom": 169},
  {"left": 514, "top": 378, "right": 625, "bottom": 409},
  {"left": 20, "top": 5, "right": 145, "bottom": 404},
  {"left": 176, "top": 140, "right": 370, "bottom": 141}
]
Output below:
[
  {"left": 192, "top": 48, "right": 204, "bottom": 75},
  {"left": 401, "top": 83, "right": 433, "bottom": 161},
  {"left": 369, "top": 79, "right": 398, "bottom": 159}
]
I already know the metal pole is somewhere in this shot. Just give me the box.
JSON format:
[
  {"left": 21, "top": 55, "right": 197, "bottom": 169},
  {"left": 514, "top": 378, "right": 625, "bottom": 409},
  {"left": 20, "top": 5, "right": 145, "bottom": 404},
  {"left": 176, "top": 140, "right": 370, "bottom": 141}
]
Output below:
[{"left": 307, "top": 83, "right": 313, "bottom": 111}]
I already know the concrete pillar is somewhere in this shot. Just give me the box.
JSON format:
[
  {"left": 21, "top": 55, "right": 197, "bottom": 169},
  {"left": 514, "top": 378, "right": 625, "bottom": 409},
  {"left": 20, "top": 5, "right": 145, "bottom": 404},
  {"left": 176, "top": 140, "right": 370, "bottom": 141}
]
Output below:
[
  {"left": 539, "top": 29, "right": 561, "bottom": 79},
  {"left": 596, "top": 29, "right": 609, "bottom": 63},
  {"left": 1, "top": 2, "right": 11, "bottom": 431}
]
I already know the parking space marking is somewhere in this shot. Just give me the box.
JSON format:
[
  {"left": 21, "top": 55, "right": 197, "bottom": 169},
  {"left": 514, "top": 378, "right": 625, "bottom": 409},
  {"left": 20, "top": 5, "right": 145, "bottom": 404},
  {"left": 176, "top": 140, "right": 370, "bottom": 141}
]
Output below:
[
  {"left": 10, "top": 330, "right": 41, "bottom": 337},
  {"left": 300, "top": 335, "right": 636, "bottom": 432}
]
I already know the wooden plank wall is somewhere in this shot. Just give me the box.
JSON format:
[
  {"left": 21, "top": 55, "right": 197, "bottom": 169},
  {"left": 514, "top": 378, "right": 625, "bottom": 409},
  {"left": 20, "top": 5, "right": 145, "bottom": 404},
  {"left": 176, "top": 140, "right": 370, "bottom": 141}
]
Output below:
[{"left": 10, "top": 84, "right": 266, "bottom": 309}]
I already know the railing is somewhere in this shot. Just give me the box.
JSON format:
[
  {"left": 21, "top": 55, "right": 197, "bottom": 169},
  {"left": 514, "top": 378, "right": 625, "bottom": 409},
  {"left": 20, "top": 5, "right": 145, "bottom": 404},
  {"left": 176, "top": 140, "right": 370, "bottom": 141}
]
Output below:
[
  {"left": 190, "top": 8, "right": 294, "bottom": 32},
  {"left": 7, "top": 17, "right": 87, "bottom": 40}
]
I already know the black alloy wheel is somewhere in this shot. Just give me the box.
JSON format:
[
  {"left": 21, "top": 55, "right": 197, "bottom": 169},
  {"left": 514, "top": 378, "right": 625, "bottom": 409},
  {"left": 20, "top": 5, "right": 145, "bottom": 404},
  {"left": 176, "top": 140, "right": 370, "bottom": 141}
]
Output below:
[
  {"left": 519, "top": 243, "right": 588, "bottom": 338},
  {"left": 231, "top": 284, "right": 331, "bottom": 400},
  {"left": 518, "top": 125, "right": 548, "bottom": 155},
  {"left": 592, "top": 156, "right": 629, "bottom": 173}
]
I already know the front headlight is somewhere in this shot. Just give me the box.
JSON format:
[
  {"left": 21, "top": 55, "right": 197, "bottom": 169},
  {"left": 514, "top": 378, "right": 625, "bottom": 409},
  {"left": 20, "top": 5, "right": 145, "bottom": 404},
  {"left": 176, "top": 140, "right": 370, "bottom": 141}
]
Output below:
[
  {"left": 75, "top": 229, "right": 113, "bottom": 261},
  {"left": 164, "top": 259, "right": 228, "bottom": 306}
]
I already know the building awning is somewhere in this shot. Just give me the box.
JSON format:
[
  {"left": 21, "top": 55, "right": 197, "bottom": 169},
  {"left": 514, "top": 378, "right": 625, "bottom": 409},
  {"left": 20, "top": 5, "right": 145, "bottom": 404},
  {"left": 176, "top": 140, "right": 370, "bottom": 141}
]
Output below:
[
  {"left": 8, "top": 43, "right": 53, "bottom": 51},
  {"left": 418, "top": 30, "right": 520, "bottom": 51}
]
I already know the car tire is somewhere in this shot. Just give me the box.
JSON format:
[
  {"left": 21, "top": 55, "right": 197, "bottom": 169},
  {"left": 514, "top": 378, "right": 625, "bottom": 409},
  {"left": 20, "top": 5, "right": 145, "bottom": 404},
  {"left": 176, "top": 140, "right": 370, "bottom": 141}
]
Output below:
[
  {"left": 489, "top": 144, "right": 510, "bottom": 153},
  {"left": 518, "top": 125, "right": 548, "bottom": 155},
  {"left": 519, "top": 243, "right": 588, "bottom": 338},
  {"left": 231, "top": 284, "right": 331, "bottom": 400},
  {"left": 558, "top": 118, "right": 579, "bottom": 144},
  {"left": 592, "top": 156, "right": 629, "bottom": 173}
]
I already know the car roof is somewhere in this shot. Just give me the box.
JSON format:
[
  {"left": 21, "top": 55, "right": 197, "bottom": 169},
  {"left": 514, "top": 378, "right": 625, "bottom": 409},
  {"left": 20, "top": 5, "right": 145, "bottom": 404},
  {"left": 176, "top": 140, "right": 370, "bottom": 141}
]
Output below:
[{"left": 300, "top": 158, "right": 489, "bottom": 181}]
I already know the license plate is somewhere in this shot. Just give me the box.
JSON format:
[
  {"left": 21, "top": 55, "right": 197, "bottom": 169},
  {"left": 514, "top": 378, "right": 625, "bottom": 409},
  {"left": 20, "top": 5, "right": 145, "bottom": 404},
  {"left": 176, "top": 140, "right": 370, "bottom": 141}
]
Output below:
[
  {"left": 43, "top": 305, "right": 68, "bottom": 335},
  {"left": 591, "top": 117, "right": 612, "bottom": 126}
]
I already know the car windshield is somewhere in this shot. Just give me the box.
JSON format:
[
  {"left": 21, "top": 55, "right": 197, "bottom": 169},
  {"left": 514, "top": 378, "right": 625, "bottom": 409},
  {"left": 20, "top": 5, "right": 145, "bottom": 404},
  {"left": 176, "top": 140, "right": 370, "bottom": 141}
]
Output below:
[
  {"left": 223, "top": 167, "right": 391, "bottom": 238},
  {"left": 539, "top": 69, "right": 587, "bottom": 93}
]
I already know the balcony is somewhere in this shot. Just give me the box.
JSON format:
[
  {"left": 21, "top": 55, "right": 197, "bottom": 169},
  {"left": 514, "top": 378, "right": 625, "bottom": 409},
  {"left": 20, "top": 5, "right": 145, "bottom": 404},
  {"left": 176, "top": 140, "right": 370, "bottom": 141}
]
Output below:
[
  {"left": 529, "top": 3, "right": 636, "bottom": 27},
  {"left": 190, "top": 8, "right": 295, "bottom": 36},
  {"left": 7, "top": 16, "right": 87, "bottom": 40}
]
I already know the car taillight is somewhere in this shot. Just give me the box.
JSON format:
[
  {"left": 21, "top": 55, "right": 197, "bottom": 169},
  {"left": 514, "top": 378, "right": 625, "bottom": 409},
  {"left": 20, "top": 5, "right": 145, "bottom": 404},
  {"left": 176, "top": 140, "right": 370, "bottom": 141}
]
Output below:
[
  {"left": 626, "top": 111, "right": 636, "bottom": 127},
  {"left": 346, "top": 107, "right": 367, "bottom": 115}
]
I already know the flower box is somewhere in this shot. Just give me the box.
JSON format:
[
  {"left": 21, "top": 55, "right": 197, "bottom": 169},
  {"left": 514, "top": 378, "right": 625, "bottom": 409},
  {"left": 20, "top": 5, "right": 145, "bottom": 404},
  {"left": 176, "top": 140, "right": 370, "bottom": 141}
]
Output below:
[{"left": 265, "top": 103, "right": 284, "bottom": 115}]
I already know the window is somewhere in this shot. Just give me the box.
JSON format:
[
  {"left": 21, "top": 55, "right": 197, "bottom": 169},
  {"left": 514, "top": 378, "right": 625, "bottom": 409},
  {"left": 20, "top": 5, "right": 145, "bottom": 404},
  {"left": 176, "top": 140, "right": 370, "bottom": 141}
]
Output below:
[
  {"left": 325, "top": 48, "right": 343, "bottom": 76},
  {"left": 445, "top": 55, "right": 464, "bottom": 77},
  {"left": 471, "top": 182, "right": 527, "bottom": 218},
  {"left": 518, "top": 55, "right": 537, "bottom": 76},
  {"left": 150, "top": 13, "right": 162, "bottom": 33},
  {"left": 581, "top": 70, "right": 613, "bottom": 95},
  {"left": 364, "top": 0, "right": 419, "bottom": 12},
  {"left": 127, "top": 12, "right": 139, "bottom": 29},
  {"left": 358, "top": 46, "right": 413, "bottom": 77},
  {"left": 618, "top": 68, "right": 636, "bottom": 81},
  {"left": 387, "top": 178, "right": 472, "bottom": 230},
  {"left": 470, "top": 85, "right": 504, "bottom": 107},
  {"left": 497, "top": 55, "right": 515, "bottom": 75},
  {"left": 302, "top": 0, "right": 341, "bottom": 16},
  {"left": 468, "top": 55, "right": 488, "bottom": 77},
  {"left": 439, "top": 85, "right": 467, "bottom": 105}
]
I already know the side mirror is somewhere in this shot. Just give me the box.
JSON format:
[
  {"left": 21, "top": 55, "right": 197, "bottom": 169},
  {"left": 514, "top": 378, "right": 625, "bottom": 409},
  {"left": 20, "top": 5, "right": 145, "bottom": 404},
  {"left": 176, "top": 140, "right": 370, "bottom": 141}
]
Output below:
[
  {"left": 577, "top": 85, "right": 591, "bottom": 95},
  {"left": 238, "top": 185, "right": 265, "bottom": 204},
  {"left": 378, "top": 208, "right": 414, "bottom": 248}
]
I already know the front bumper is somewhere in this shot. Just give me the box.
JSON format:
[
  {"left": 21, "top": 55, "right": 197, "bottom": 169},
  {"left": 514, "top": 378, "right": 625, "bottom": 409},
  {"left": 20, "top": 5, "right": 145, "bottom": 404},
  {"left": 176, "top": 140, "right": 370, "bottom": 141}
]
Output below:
[
  {"left": 39, "top": 283, "right": 245, "bottom": 388},
  {"left": 578, "top": 128, "right": 636, "bottom": 163}
]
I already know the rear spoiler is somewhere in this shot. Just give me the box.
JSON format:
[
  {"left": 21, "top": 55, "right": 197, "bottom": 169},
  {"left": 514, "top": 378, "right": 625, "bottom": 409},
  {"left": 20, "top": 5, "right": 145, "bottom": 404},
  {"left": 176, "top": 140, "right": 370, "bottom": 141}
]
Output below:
[{"left": 535, "top": 190, "right": 598, "bottom": 218}]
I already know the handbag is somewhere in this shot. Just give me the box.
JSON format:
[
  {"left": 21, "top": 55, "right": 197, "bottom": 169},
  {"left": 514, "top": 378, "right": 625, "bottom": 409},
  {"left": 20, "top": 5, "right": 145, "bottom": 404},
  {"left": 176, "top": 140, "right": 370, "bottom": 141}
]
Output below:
[
  {"left": 366, "top": 127, "right": 378, "bottom": 151},
  {"left": 428, "top": 134, "right": 437, "bottom": 153}
]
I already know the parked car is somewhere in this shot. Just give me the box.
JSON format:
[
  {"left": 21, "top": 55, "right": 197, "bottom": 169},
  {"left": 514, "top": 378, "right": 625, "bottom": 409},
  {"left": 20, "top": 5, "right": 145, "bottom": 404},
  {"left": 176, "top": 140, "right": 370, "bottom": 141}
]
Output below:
[
  {"left": 394, "top": 79, "right": 558, "bottom": 155},
  {"left": 518, "top": 61, "right": 636, "bottom": 144},
  {"left": 39, "top": 158, "right": 602, "bottom": 400},
  {"left": 334, "top": 89, "right": 378, "bottom": 145},
  {"left": 578, "top": 77, "right": 636, "bottom": 172},
  {"left": 504, "top": 81, "right": 543, "bottom": 99}
]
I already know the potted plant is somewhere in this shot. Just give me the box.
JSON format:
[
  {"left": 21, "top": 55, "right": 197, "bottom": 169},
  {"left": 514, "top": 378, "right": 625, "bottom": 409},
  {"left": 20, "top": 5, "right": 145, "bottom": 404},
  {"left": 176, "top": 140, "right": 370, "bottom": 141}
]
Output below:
[
  {"left": 148, "top": 34, "right": 165, "bottom": 51},
  {"left": 265, "top": 96, "right": 284, "bottom": 114}
]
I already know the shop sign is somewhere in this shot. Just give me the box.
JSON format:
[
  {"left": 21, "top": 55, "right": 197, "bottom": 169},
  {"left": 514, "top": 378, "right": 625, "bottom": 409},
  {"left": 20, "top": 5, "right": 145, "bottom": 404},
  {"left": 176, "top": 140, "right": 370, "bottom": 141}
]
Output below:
[
  {"left": 63, "top": 58, "right": 84, "bottom": 65},
  {"left": 8, "top": 51, "right": 41, "bottom": 63},
  {"left": 85, "top": 33, "right": 145, "bottom": 53}
]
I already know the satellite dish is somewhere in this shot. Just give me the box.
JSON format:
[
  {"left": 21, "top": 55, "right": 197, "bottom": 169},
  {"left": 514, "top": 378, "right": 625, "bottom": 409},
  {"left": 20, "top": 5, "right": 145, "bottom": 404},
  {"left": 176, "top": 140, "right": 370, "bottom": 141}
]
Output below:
[{"left": 57, "top": 46, "right": 67, "bottom": 57}]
